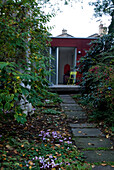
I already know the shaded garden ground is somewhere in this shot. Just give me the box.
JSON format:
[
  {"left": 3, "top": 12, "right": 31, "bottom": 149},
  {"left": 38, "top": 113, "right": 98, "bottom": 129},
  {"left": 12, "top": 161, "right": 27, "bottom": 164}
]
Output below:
[
  {"left": 0, "top": 94, "right": 114, "bottom": 169},
  {"left": 0, "top": 104, "right": 90, "bottom": 169}
]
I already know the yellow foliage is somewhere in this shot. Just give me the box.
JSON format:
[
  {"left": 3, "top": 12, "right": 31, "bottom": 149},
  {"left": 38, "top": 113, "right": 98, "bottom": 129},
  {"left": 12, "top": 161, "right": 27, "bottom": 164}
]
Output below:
[
  {"left": 16, "top": 76, "right": 20, "bottom": 79},
  {"left": 19, "top": 164, "right": 22, "bottom": 167}
]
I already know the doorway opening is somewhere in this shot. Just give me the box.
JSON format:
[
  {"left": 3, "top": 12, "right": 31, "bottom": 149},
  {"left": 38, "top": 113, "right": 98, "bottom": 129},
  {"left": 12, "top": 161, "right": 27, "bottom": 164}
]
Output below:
[
  {"left": 50, "top": 47, "right": 77, "bottom": 85},
  {"left": 58, "top": 47, "right": 76, "bottom": 84}
]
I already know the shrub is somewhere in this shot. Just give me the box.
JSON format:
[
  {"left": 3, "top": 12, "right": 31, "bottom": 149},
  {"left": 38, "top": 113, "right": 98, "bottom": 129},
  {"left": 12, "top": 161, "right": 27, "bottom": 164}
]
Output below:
[{"left": 79, "top": 34, "right": 114, "bottom": 126}]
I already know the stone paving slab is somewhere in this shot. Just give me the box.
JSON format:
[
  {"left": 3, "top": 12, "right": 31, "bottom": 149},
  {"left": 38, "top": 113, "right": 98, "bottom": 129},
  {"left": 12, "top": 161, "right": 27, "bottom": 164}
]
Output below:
[
  {"left": 62, "top": 105, "right": 83, "bottom": 111},
  {"left": 60, "top": 96, "right": 74, "bottom": 100},
  {"left": 69, "top": 123, "right": 97, "bottom": 128},
  {"left": 65, "top": 111, "right": 87, "bottom": 120},
  {"left": 72, "top": 128, "right": 105, "bottom": 137},
  {"left": 61, "top": 104, "right": 80, "bottom": 107},
  {"left": 83, "top": 150, "right": 114, "bottom": 162},
  {"left": 65, "top": 110, "right": 86, "bottom": 115},
  {"left": 61, "top": 99, "right": 76, "bottom": 104},
  {"left": 59, "top": 95, "right": 114, "bottom": 166},
  {"left": 74, "top": 137, "right": 114, "bottom": 149},
  {"left": 92, "top": 165, "right": 114, "bottom": 170},
  {"left": 62, "top": 99, "right": 76, "bottom": 104},
  {"left": 59, "top": 95, "right": 72, "bottom": 98},
  {"left": 59, "top": 95, "right": 76, "bottom": 103}
]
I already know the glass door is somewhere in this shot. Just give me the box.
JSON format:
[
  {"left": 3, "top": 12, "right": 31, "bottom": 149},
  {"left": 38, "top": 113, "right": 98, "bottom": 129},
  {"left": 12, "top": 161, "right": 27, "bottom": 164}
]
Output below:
[{"left": 50, "top": 47, "right": 59, "bottom": 85}]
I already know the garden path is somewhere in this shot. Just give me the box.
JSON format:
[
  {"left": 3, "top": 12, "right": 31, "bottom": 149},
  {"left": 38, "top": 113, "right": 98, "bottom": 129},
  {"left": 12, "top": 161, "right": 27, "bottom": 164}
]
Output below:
[{"left": 59, "top": 94, "right": 114, "bottom": 170}]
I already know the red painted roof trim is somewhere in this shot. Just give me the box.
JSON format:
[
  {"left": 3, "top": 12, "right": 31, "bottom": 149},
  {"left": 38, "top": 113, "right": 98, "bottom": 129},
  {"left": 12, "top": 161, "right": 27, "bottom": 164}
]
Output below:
[{"left": 50, "top": 37, "right": 96, "bottom": 48}]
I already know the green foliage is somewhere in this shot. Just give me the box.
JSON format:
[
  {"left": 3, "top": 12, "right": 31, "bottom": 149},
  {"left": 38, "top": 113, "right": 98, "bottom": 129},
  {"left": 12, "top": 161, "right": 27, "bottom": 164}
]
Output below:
[
  {"left": 79, "top": 34, "right": 114, "bottom": 126},
  {"left": 0, "top": 138, "right": 88, "bottom": 169},
  {"left": 89, "top": 0, "right": 114, "bottom": 33},
  {"left": 0, "top": 110, "right": 90, "bottom": 169},
  {"left": 0, "top": 62, "right": 26, "bottom": 123},
  {"left": 72, "top": 94, "right": 81, "bottom": 99},
  {"left": 48, "top": 93, "right": 63, "bottom": 104},
  {"left": 42, "top": 108, "right": 61, "bottom": 115},
  {"left": 89, "top": 0, "right": 113, "bottom": 16},
  {"left": 0, "top": 0, "right": 57, "bottom": 123},
  {"left": 79, "top": 34, "right": 114, "bottom": 74}
]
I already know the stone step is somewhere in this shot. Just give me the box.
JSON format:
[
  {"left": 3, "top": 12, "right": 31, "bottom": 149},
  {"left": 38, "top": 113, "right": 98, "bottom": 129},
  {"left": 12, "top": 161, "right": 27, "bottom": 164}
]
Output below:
[
  {"left": 62, "top": 105, "right": 83, "bottom": 111},
  {"left": 92, "top": 165, "right": 114, "bottom": 170},
  {"left": 69, "top": 123, "right": 97, "bottom": 128},
  {"left": 72, "top": 128, "right": 105, "bottom": 137},
  {"left": 59, "top": 94, "right": 114, "bottom": 166},
  {"left": 62, "top": 99, "right": 76, "bottom": 104},
  {"left": 59, "top": 95, "right": 72, "bottom": 98},
  {"left": 83, "top": 150, "right": 114, "bottom": 163},
  {"left": 74, "top": 137, "right": 114, "bottom": 149},
  {"left": 65, "top": 111, "right": 87, "bottom": 120},
  {"left": 59, "top": 95, "right": 76, "bottom": 104},
  {"left": 61, "top": 104, "right": 79, "bottom": 107},
  {"left": 63, "top": 100, "right": 76, "bottom": 104}
]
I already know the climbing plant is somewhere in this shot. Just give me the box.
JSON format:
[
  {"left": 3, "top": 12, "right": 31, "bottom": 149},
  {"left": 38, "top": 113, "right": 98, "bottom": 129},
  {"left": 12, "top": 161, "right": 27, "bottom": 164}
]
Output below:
[{"left": 0, "top": 0, "right": 55, "bottom": 123}]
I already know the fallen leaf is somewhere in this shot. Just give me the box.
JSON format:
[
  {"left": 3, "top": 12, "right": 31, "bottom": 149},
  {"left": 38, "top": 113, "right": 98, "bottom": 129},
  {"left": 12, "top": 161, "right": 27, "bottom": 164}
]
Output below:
[
  {"left": 105, "top": 129, "right": 108, "bottom": 133},
  {"left": 92, "top": 165, "right": 95, "bottom": 168},
  {"left": 78, "top": 131, "right": 82, "bottom": 133},
  {"left": 24, "top": 127, "right": 27, "bottom": 130},
  {"left": 51, "top": 146, "right": 55, "bottom": 149},
  {"left": 110, "top": 146, "right": 113, "bottom": 149},
  {"left": 2, "top": 154, "right": 6, "bottom": 157},
  {"left": 14, "top": 150, "right": 18, "bottom": 154},
  {"left": 55, "top": 144, "right": 60, "bottom": 147},
  {"left": 88, "top": 143, "right": 91, "bottom": 146},
  {"left": 101, "top": 164, "right": 107, "bottom": 166},
  {"left": 6, "top": 144, "right": 13, "bottom": 150},
  {"left": 106, "top": 134, "right": 109, "bottom": 138},
  {"left": 53, "top": 156, "right": 57, "bottom": 158},
  {"left": 19, "top": 164, "right": 23, "bottom": 167},
  {"left": 1, "top": 167, "right": 4, "bottom": 170},
  {"left": 29, "top": 161, "right": 33, "bottom": 165},
  {"left": 57, "top": 153, "right": 61, "bottom": 157}
]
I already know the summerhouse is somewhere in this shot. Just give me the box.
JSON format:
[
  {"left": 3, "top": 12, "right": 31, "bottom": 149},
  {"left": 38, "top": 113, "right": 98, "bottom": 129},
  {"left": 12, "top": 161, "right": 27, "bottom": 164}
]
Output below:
[{"left": 49, "top": 29, "right": 96, "bottom": 85}]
